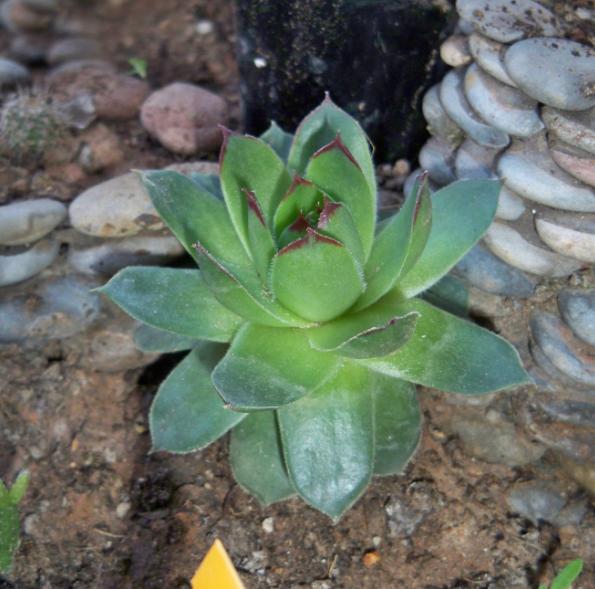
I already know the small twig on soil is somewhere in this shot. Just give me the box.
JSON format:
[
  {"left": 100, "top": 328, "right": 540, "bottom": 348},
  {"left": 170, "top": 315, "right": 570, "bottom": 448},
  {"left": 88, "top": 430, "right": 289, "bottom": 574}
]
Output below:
[{"left": 93, "top": 528, "right": 125, "bottom": 538}]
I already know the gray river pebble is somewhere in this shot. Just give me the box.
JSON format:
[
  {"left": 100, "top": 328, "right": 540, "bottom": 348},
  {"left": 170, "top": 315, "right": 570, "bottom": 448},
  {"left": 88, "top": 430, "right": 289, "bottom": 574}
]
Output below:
[
  {"left": 0, "top": 239, "right": 59, "bottom": 287},
  {"left": 558, "top": 289, "right": 595, "bottom": 348},
  {"left": 550, "top": 142, "right": 595, "bottom": 189},
  {"left": 495, "top": 185, "right": 526, "bottom": 221},
  {"left": 421, "top": 84, "right": 464, "bottom": 146},
  {"left": 0, "top": 56, "right": 30, "bottom": 88},
  {"left": 454, "top": 138, "right": 499, "bottom": 180},
  {"left": 439, "top": 34, "right": 471, "bottom": 67},
  {"left": 418, "top": 137, "right": 457, "bottom": 186},
  {"left": 542, "top": 107, "right": 595, "bottom": 156},
  {"left": 535, "top": 216, "right": 595, "bottom": 264},
  {"left": 0, "top": 198, "right": 66, "bottom": 245},
  {"left": 468, "top": 33, "right": 516, "bottom": 87}
]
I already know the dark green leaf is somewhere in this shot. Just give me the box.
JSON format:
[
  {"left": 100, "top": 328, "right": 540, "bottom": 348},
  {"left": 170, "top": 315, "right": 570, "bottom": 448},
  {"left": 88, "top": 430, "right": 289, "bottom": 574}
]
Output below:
[
  {"left": 260, "top": 121, "right": 293, "bottom": 163},
  {"left": 360, "top": 296, "right": 530, "bottom": 394},
  {"left": 133, "top": 324, "right": 199, "bottom": 353},
  {"left": 271, "top": 229, "right": 365, "bottom": 322},
  {"left": 421, "top": 275, "right": 469, "bottom": 318},
  {"left": 188, "top": 172, "right": 223, "bottom": 199},
  {"left": 373, "top": 376, "right": 420, "bottom": 475},
  {"left": 150, "top": 347, "right": 246, "bottom": 453},
  {"left": 212, "top": 323, "right": 339, "bottom": 410},
  {"left": 278, "top": 361, "right": 374, "bottom": 520},
  {"left": 230, "top": 411, "right": 295, "bottom": 505},
  {"left": 99, "top": 266, "right": 243, "bottom": 342},
  {"left": 396, "top": 180, "right": 500, "bottom": 298}
]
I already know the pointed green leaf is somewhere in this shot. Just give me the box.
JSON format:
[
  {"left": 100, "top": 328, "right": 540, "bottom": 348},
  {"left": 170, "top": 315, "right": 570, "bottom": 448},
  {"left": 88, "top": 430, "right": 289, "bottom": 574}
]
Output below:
[
  {"left": 307, "top": 292, "right": 419, "bottom": 356},
  {"left": 220, "top": 132, "right": 291, "bottom": 250},
  {"left": 242, "top": 189, "right": 276, "bottom": 281},
  {"left": 133, "top": 323, "right": 199, "bottom": 353},
  {"left": 278, "top": 361, "right": 374, "bottom": 520},
  {"left": 260, "top": 121, "right": 293, "bottom": 163},
  {"left": 421, "top": 275, "right": 469, "bottom": 318},
  {"left": 194, "top": 242, "right": 311, "bottom": 327},
  {"left": 271, "top": 228, "right": 365, "bottom": 323},
  {"left": 354, "top": 174, "right": 431, "bottom": 310},
  {"left": 373, "top": 376, "right": 420, "bottom": 475},
  {"left": 360, "top": 296, "right": 531, "bottom": 394},
  {"left": 306, "top": 137, "right": 376, "bottom": 258},
  {"left": 273, "top": 176, "right": 323, "bottom": 237},
  {"left": 0, "top": 472, "right": 28, "bottom": 573},
  {"left": 140, "top": 170, "right": 249, "bottom": 266},
  {"left": 212, "top": 323, "right": 339, "bottom": 410},
  {"left": 188, "top": 172, "right": 223, "bottom": 199},
  {"left": 230, "top": 411, "right": 295, "bottom": 505},
  {"left": 288, "top": 95, "right": 375, "bottom": 197},
  {"left": 395, "top": 180, "right": 500, "bottom": 298},
  {"left": 7, "top": 472, "right": 29, "bottom": 506},
  {"left": 150, "top": 347, "right": 247, "bottom": 453},
  {"left": 550, "top": 560, "right": 583, "bottom": 589},
  {"left": 100, "top": 267, "right": 243, "bottom": 342}
]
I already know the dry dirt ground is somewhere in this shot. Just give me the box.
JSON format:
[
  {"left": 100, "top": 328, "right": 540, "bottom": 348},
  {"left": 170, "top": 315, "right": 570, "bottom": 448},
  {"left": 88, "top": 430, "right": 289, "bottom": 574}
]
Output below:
[{"left": 1, "top": 0, "right": 594, "bottom": 588}]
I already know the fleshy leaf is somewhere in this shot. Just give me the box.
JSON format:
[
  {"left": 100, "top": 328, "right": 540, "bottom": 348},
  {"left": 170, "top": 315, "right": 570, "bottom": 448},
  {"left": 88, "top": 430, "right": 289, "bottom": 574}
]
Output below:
[
  {"left": 99, "top": 267, "right": 243, "bottom": 342},
  {"left": 288, "top": 95, "right": 375, "bottom": 198},
  {"left": 212, "top": 323, "right": 338, "bottom": 410},
  {"left": 150, "top": 347, "right": 246, "bottom": 453},
  {"left": 421, "top": 275, "right": 469, "bottom": 318},
  {"left": 193, "top": 242, "right": 311, "bottom": 327},
  {"left": 133, "top": 323, "right": 199, "bottom": 353},
  {"left": 360, "top": 296, "right": 531, "bottom": 394},
  {"left": 395, "top": 180, "right": 500, "bottom": 298},
  {"left": 140, "top": 170, "right": 249, "bottom": 266},
  {"left": 220, "top": 132, "right": 291, "bottom": 250},
  {"left": 271, "top": 228, "right": 365, "bottom": 323},
  {"left": 278, "top": 361, "right": 374, "bottom": 520},
  {"left": 0, "top": 472, "right": 28, "bottom": 573},
  {"left": 188, "top": 172, "right": 223, "bottom": 199},
  {"left": 373, "top": 376, "right": 420, "bottom": 475},
  {"left": 306, "top": 137, "right": 376, "bottom": 258},
  {"left": 273, "top": 176, "right": 323, "bottom": 237},
  {"left": 241, "top": 189, "right": 276, "bottom": 280},
  {"left": 260, "top": 121, "right": 293, "bottom": 163},
  {"left": 354, "top": 174, "right": 431, "bottom": 310},
  {"left": 230, "top": 411, "right": 295, "bottom": 505}
]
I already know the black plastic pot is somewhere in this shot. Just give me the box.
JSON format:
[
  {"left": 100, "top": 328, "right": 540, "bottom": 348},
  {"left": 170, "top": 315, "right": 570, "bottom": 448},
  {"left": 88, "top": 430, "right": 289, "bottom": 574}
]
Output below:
[{"left": 235, "top": 0, "right": 455, "bottom": 161}]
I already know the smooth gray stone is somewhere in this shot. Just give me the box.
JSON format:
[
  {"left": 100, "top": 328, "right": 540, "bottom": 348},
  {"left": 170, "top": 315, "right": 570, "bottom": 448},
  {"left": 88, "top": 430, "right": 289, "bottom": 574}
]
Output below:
[
  {"left": 495, "top": 185, "right": 526, "bottom": 221},
  {"left": 0, "top": 275, "right": 100, "bottom": 341},
  {"left": 535, "top": 216, "right": 595, "bottom": 264},
  {"left": 497, "top": 135, "right": 595, "bottom": 212},
  {"left": 507, "top": 483, "right": 568, "bottom": 526},
  {"left": 0, "top": 198, "right": 66, "bottom": 245},
  {"left": 67, "top": 234, "right": 184, "bottom": 276},
  {"left": 418, "top": 137, "right": 457, "bottom": 186},
  {"left": 422, "top": 84, "right": 464, "bottom": 145},
  {"left": 558, "top": 289, "right": 595, "bottom": 347},
  {"left": 464, "top": 64, "right": 543, "bottom": 138},
  {"left": 504, "top": 38, "right": 595, "bottom": 111},
  {"left": 454, "top": 138, "right": 499, "bottom": 180},
  {"left": 47, "top": 37, "right": 101, "bottom": 66},
  {"left": 542, "top": 107, "right": 595, "bottom": 156},
  {"left": 0, "top": 239, "right": 58, "bottom": 287},
  {"left": 440, "top": 34, "right": 471, "bottom": 67},
  {"left": 468, "top": 33, "right": 516, "bottom": 87},
  {"left": 530, "top": 312, "right": 595, "bottom": 387},
  {"left": 550, "top": 142, "right": 595, "bottom": 188},
  {"left": 0, "top": 57, "right": 30, "bottom": 88},
  {"left": 456, "top": 0, "right": 561, "bottom": 43},
  {"left": 535, "top": 397, "right": 595, "bottom": 429},
  {"left": 54, "top": 93, "right": 96, "bottom": 130},
  {"left": 484, "top": 222, "right": 582, "bottom": 277},
  {"left": 440, "top": 68, "right": 510, "bottom": 149},
  {"left": 454, "top": 244, "right": 536, "bottom": 297}
]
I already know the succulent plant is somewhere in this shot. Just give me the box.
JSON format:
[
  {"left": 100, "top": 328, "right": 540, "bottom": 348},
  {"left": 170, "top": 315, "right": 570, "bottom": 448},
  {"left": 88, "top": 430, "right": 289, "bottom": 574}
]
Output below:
[
  {"left": 100, "top": 97, "right": 529, "bottom": 519},
  {"left": 0, "top": 471, "right": 29, "bottom": 573}
]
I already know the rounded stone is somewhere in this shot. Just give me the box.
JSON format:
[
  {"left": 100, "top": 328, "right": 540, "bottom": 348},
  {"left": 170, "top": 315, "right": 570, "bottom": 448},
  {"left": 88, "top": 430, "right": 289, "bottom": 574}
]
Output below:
[
  {"left": 0, "top": 239, "right": 59, "bottom": 287},
  {"left": 140, "top": 82, "right": 228, "bottom": 155},
  {"left": 418, "top": 137, "right": 456, "bottom": 186},
  {"left": 550, "top": 142, "right": 595, "bottom": 188},
  {"left": 421, "top": 84, "right": 464, "bottom": 146},
  {"left": 506, "top": 482, "right": 568, "bottom": 526},
  {"left": 0, "top": 56, "right": 30, "bottom": 88},
  {"left": 439, "top": 34, "right": 472, "bottom": 67},
  {"left": 69, "top": 173, "right": 163, "bottom": 238},
  {"left": 495, "top": 185, "right": 526, "bottom": 221},
  {"left": 535, "top": 215, "right": 595, "bottom": 264},
  {"left": 78, "top": 123, "right": 124, "bottom": 173},
  {"left": 439, "top": 68, "right": 510, "bottom": 149},
  {"left": 558, "top": 289, "right": 595, "bottom": 347},
  {"left": 454, "top": 138, "right": 499, "bottom": 180},
  {"left": 504, "top": 38, "right": 595, "bottom": 111},
  {"left": 47, "top": 37, "right": 102, "bottom": 66},
  {"left": 468, "top": 33, "right": 516, "bottom": 87},
  {"left": 0, "top": 198, "right": 66, "bottom": 245},
  {"left": 542, "top": 107, "right": 595, "bottom": 156},
  {"left": 464, "top": 63, "right": 543, "bottom": 138}
]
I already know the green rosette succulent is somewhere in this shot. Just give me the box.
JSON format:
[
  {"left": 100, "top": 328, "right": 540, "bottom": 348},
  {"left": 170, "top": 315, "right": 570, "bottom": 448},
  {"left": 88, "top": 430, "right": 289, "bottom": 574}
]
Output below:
[{"left": 101, "top": 97, "right": 530, "bottom": 520}]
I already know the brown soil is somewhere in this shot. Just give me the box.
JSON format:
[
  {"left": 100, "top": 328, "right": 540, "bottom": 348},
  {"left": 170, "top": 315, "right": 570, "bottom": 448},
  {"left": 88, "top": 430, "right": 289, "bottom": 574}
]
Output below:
[{"left": 1, "top": 1, "right": 594, "bottom": 588}]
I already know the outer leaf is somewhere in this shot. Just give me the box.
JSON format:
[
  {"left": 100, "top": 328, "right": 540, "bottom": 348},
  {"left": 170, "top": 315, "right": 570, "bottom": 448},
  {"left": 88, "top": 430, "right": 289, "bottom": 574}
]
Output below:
[
  {"left": 99, "top": 267, "right": 243, "bottom": 342},
  {"left": 260, "top": 121, "right": 293, "bottom": 163},
  {"left": 373, "top": 376, "right": 420, "bottom": 475},
  {"left": 354, "top": 174, "right": 431, "bottom": 310},
  {"left": 288, "top": 95, "right": 376, "bottom": 198},
  {"left": 140, "top": 170, "right": 249, "bottom": 266},
  {"left": 242, "top": 189, "right": 276, "bottom": 280},
  {"left": 220, "top": 132, "right": 291, "bottom": 250},
  {"left": 188, "top": 172, "right": 223, "bottom": 199},
  {"left": 134, "top": 323, "right": 198, "bottom": 353},
  {"left": 212, "top": 323, "right": 338, "bottom": 410},
  {"left": 0, "top": 472, "right": 28, "bottom": 573},
  {"left": 150, "top": 347, "right": 246, "bottom": 453},
  {"left": 360, "top": 296, "right": 531, "bottom": 393},
  {"left": 271, "top": 228, "right": 365, "bottom": 323},
  {"left": 278, "top": 361, "right": 374, "bottom": 520},
  {"left": 421, "top": 275, "right": 469, "bottom": 318},
  {"left": 550, "top": 560, "right": 583, "bottom": 589},
  {"left": 306, "top": 137, "right": 376, "bottom": 258},
  {"left": 230, "top": 411, "right": 295, "bottom": 505},
  {"left": 396, "top": 180, "right": 500, "bottom": 298},
  {"left": 194, "top": 242, "right": 311, "bottom": 328},
  {"left": 273, "top": 176, "right": 323, "bottom": 236}
]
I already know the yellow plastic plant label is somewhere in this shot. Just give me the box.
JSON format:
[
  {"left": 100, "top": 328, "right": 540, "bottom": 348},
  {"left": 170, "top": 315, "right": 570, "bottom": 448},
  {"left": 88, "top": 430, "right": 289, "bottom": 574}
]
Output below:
[{"left": 191, "top": 539, "right": 246, "bottom": 589}]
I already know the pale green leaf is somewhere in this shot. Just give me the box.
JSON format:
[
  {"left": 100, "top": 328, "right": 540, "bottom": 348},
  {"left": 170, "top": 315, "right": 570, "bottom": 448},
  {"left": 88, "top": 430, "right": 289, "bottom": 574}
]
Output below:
[{"left": 260, "top": 121, "right": 293, "bottom": 163}]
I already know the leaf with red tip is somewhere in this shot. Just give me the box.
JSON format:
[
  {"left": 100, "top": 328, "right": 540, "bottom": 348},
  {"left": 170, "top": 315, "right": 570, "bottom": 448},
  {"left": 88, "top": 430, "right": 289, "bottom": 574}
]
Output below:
[
  {"left": 260, "top": 121, "right": 293, "bottom": 163},
  {"left": 317, "top": 197, "right": 364, "bottom": 266},
  {"left": 273, "top": 176, "right": 323, "bottom": 237},
  {"left": 288, "top": 95, "right": 376, "bottom": 197},
  {"left": 242, "top": 189, "right": 276, "bottom": 281},
  {"left": 305, "top": 137, "right": 376, "bottom": 258},
  {"left": 271, "top": 229, "right": 365, "bottom": 323},
  {"left": 220, "top": 133, "right": 291, "bottom": 252}
]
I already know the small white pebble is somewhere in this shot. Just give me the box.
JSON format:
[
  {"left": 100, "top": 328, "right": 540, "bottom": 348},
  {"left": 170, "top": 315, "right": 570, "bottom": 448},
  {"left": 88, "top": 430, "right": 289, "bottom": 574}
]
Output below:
[
  {"left": 262, "top": 517, "right": 274, "bottom": 533},
  {"left": 254, "top": 57, "right": 267, "bottom": 69},
  {"left": 372, "top": 535, "right": 382, "bottom": 547},
  {"left": 196, "top": 19, "right": 214, "bottom": 35},
  {"left": 116, "top": 501, "right": 131, "bottom": 519}
]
